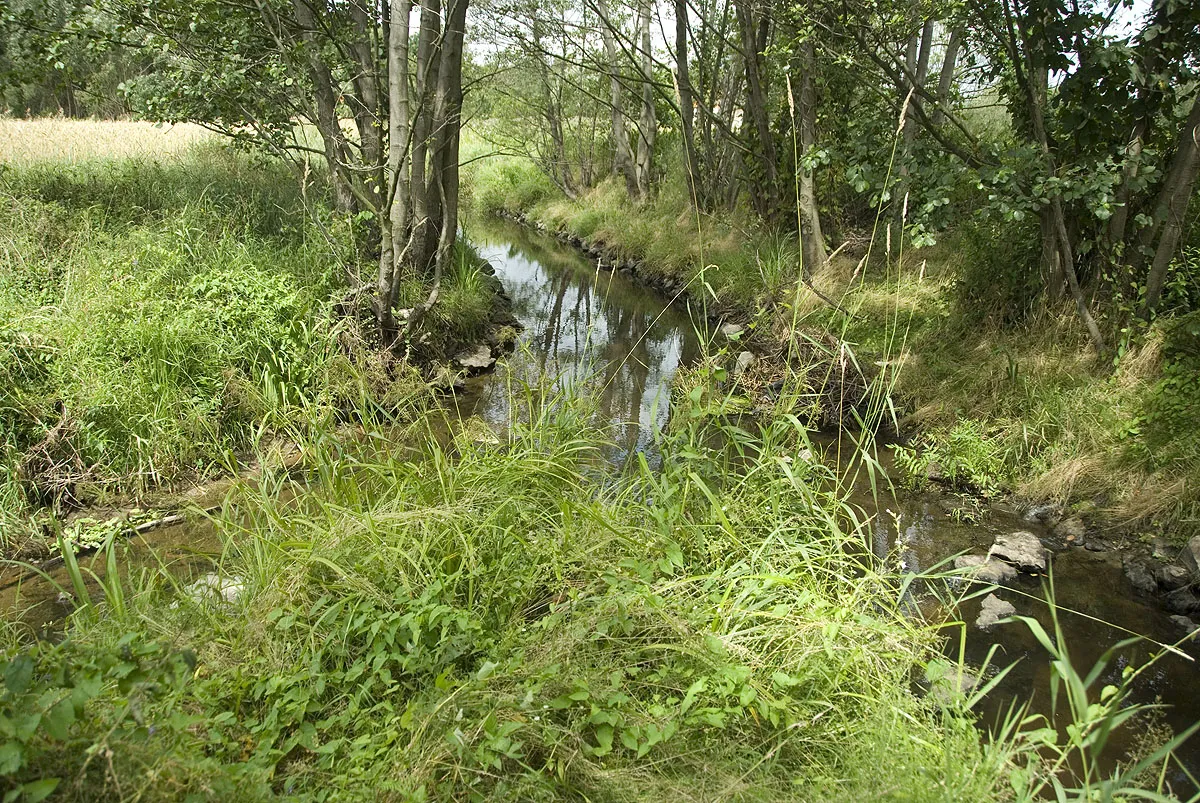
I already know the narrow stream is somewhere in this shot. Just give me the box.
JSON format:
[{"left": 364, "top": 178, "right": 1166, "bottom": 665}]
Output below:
[
  {"left": 4, "top": 216, "right": 1196, "bottom": 790},
  {"left": 462, "top": 216, "right": 1200, "bottom": 789}
]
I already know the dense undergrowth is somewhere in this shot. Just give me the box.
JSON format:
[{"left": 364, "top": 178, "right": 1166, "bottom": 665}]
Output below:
[
  {"left": 4, "top": 386, "right": 1188, "bottom": 801},
  {"left": 462, "top": 143, "right": 1200, "bottom": 540},
  {"left": 0, "top": 138, "right": 498, "bottom": 557}
]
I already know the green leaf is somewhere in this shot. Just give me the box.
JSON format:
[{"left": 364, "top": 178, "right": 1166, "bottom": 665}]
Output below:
[
  {"left": 4, "top": 657, "right": 33, "bottom": 696},
  {"left": 22, "top": 778, "right": 59, "bottom": 803},
  {"left": 0, "top": 742, "right": 23, "bottom": 775},
  {"left": 592, "top": 724, "right": 613, "bottom": 756},
  {"left": 42, "top": 698, "right": 75, "bottom": 741}
]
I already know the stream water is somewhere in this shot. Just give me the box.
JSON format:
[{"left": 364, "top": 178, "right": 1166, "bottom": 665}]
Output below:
[{"left": 3, "top": 215, "right": 1197, "bottom": 790}]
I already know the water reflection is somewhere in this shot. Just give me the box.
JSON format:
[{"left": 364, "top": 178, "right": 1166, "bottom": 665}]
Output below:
[{"left": 458, "top": 218, "right": 703, "bottom": 465}]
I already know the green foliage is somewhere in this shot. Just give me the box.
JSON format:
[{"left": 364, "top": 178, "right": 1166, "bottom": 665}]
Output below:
[
  {"left": 954, "top": 216, "right": 1043, "bottom": 323},
  {"left": 0, "top": 144, "right": 365, "bottom": 528},
  {"left": 466, "top": 155, "right": 557, "bottom": 217},
  {"left": 894, "top": 419, "right": 1013, "bottom": 496}
]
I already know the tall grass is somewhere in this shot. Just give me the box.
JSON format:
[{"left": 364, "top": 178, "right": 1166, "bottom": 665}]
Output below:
[{"left": 0, "top": 382, "right": 1015, "bottom": 801}]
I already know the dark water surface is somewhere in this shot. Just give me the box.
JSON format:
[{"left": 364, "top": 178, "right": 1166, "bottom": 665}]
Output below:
[{"left": 5, "top": 217, "right": 1196, "bottom": 791}]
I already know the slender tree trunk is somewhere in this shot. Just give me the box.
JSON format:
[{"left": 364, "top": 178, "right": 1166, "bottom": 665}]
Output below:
[
  {"left": 793, "top": 41, "right": 825, "bottom": 275},
  {"left": 674, "top": 0, "right": 703, "bottom": 208},
  {"left": 377, "top": 0, "right": 413, "bottom": 341},
  {"left": 597, "top": 0, "right": 639, "bottom": 197},
  {"left": 1140, "top": 98, "right": 1200, "bottom": 318},
  {"left": 292, "top": 0, "right": 358, "bottom": 213},
  {"left": 931, "top": 27, "right": 961, "bottom": 128},
  {"left": 736, "top": 0, "right": 777, "bottom": 219},
  {"left": 1024, "top": 50, "right": 1104, "bottom": 352},
  {"left": 892, "top": 19, "right": 934, "bottom": 249},
  {"left": 1107, "top": 120, "right": 1145, "bottom": 248},
  {"left": 409, "top": 0, "right": 443, "bottom": 277},
  {"left": 634, "top": 0, "right": 656, "bottom": 197}
]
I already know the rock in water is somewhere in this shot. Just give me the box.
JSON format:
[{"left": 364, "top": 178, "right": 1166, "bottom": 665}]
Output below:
[
  {"left": 925, "top": 661, "right": 979, "bottom": 708},
  {"left": 988, "top": 531, "right": 1048, "bottom": 573},
  {"left": 1122, "top": 558, "right": 1158, "bottom": 595},
  {"left": 976, "top": 593, "right": 1016, "bottom": 629},
  {"left": 1156, "top": 564, "right": 1192, "bottom": 591},
  {"left": 1182, "top": 536, "right": 1200, "bottom": 579},
  {"left": 1169, "top": 615, "right": 1199, "bottom": 635},
  {"left": 453, "top": 344, "right": 496, "bottom": 373},
  {"left": 953, "top": 555, "right": 1017, "bottom": 584},
  {"left": 1053, "top": 516, "right": 1086, "bottom": 541},
  {"left": 1165, "top": 587, "right": 1200, "bottom": 615}
]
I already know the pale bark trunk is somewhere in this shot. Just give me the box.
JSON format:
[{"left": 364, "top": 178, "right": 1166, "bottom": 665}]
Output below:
[
  {"left": 377, "top": 0, "right": 413, "bottom": 341},
  {"left": 931, "top": 28, "right": 961, "bottom": 128},
  {"left": 598, "top": 0, "right": 639, "bottom": 197},
  {"left": 292, "top": 0, "right": 358, "bottom": 213},
  {"left": 1141, "top": 99, "right": 1200, "bottom": 318},
  {"left": 893, "top": 19, "right": 934, "bottom": 248},
  {"left": 674, "top": 0, "right": 703, "bottom": 208},
  {"left": 634, "top": 0, "right": 656, "bottom": 197},
  {"left": 795, "top": 39, "right": 825, "bottom": 275}
]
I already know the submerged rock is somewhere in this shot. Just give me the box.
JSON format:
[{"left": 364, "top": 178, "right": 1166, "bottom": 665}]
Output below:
[
  {"left": 453, "top": 344, "right": 496, "bottom": 373},
  {"left": 1182, "top": 536, "right": 1200, "bottom": 579},
  {"left": 1156, "top": 564, "right": 1192, "bottom": 592},
  {"left": 1122, "top": 558, "right": 1159, "bottom": 595},
  {"left": 975, "top": 593, "right": 1016, "bottom": 629},
  {"left": 988, "top": 531, "right": 1048, "bottom": 573},
  {"left": 954, "top": 554, "right": 1017, "bottom": 584},
  {"left": 925, "top": 662, "right": 979, "bottom": 708},
  {"left": 1169, "top": 615, "right": 1199, "bottom": 635}
]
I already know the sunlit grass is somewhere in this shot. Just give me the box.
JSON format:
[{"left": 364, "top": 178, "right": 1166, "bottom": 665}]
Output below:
[{"left": 0, "top": 118, "right": 213, "bottom": 164}]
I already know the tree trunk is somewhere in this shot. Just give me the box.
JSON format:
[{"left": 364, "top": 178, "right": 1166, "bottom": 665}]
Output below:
[
  {"left": 931, "top": 27, "right": 961, "bottom": 128},
  {"left": 736, "top": 0, "right": 777, "bottom": 219},
  {"left": 892, "top": 18, "right": 934, "bottom": 249},
  {"left": 597, "top": 0, "right": 639, "bottom": 198},
  {"left": 634, "top": 0, "right": 656, "bottom": 197},
  {"left": 292, "top": 0, "right": 358, "bottom": 213},
  {"left": 409, "top": 0, "right": 443, "bottom": 277},
  {"left": 794, "top": 39, "right": 825, "bottom": 275},
  {"left": 1140, "top": 98, "right": 1200, "bottom": 318},
  {"left": 377, "top": 0, "right": 413, "bottom": 342},
  {"left": 674, "top": 0, "right": 703, "bottom": 208}
]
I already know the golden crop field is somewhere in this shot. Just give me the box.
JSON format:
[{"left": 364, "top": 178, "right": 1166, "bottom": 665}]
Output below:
[{"left": 0, "top": 118, "right": 213, "bottom": 164}]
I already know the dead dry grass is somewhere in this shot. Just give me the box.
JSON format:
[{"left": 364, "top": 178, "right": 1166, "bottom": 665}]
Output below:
[{"left": 0, "top": 118, "right": 213, "bottom": 164}]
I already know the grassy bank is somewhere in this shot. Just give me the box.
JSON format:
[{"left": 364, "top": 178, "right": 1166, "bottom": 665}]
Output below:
[
  {"left": 0, "top": 121, "right": 497, "bottom": 558},
  {"left": 5, "top": 389, "right": 1179, "bottom": 801},
  {"left": 463, "top": 147, "right": 1200, "bottom": 541}
]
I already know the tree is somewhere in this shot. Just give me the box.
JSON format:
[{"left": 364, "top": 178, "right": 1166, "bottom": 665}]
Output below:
[{"left": 109, "top": 0, "right": 472, "bottom": 344}]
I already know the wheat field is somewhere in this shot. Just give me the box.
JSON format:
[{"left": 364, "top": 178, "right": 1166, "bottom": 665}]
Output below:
[{"left": 0, "top": 118, "right": 212, "bottom": 164}]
